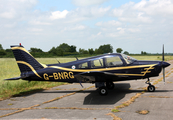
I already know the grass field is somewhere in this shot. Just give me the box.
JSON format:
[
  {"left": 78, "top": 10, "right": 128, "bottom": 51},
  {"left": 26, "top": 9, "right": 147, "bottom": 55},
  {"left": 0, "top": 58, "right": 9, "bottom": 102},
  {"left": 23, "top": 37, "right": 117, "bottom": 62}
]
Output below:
[
  {"left": 0, "top": 58, "right": 76, "bottom": 100},
  {"left": 0, "top": 55, "right": 173, "bottom": 100},
  {"left": 131, "top": 55, "right": 173, "bottom": 61}
]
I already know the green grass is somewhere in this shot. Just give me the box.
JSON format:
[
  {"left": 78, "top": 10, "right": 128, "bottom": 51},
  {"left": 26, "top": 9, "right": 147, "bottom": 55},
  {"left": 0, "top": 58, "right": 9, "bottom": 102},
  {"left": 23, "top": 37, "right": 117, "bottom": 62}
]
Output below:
[
  {"left": 131, "top": 55, "right": 173, "bottom": 61},
  {"left": 111, "top": 109, "right": 120, "bottom": 113},
  {"left": 0, "top": 55, "right": 172, "bottom": 100},
  {"left": 0, "top": 58, "right": 75, "bottom": 100}
]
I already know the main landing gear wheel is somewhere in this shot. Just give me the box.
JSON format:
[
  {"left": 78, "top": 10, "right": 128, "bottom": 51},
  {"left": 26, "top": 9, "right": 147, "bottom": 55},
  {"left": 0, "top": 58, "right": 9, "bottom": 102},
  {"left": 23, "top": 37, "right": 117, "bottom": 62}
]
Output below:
[
  {"left": 99, "top": 87, "right": 108, "bottom": 96},
  {"left": 106, "top": 82, "right": 114, "bottom": 90},
  {"left": 147, "top": 85, "right": 155, "bottom": 92}
]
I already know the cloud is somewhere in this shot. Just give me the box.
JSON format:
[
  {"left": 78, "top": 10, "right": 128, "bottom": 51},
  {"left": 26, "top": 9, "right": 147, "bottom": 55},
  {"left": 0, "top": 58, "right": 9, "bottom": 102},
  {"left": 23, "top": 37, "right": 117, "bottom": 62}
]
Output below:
[
  {"left": 112, "top": 2, "right": 153, "bottom": 23},
  {"left": 0, "top": 10, "right": 16, "bottom": 19},
  {"left": 112, "top": 0, "right": 173, "bottom": 23},
  {"left": 61, "top": 6, "right": 111, "bottom": 24},
  {"left": 90, "top": 6, "right": 111, "bottom": 17},
  {"left": 29, "top": 20, "right": 52, "bottom": 25},
  {"left": 96, "top": 20, "right": 121, "bottom": 27},
  {"left": 0, "top": 0, "right": 37, "bottom": 19},
  {"left": 133, "top": 0, "right": 173, "bottom": 16},
  {"left": 74, "top": 6, "right": 110, "bottom": 18},
  {"left": 29, "top": 28, "right": 43, "bottom": 32},
  {"left": 62, "top": 25, "right": 86, "bottom": 32},
  {"left": 50, "top": 10, "right": 69, "bottom": 20},
  {"left": 97, "top": 32, "right": 102, "bottom": 36},
  {"left": 0, "top": 0, "right": 173, "bottom": 53},
  {"left": 72, "top": 0, "right": 109, "bottom": 6},
  {"left": 71, "top": 25, "right": 86, "bottom": 30}
]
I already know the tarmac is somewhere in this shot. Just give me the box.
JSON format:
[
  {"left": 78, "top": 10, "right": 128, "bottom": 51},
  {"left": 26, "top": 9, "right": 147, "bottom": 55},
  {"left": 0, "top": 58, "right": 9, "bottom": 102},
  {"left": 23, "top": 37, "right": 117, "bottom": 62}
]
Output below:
[{"left": 0, "top": 60, "right": 173, "bottom": 120}]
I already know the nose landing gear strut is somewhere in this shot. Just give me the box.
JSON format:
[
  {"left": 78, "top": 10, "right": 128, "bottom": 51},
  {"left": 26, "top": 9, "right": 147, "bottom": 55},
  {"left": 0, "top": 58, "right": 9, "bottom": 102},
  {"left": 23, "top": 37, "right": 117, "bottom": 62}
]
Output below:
[{"left": 146, "top": 78, "right": 155, "bottom": 92}]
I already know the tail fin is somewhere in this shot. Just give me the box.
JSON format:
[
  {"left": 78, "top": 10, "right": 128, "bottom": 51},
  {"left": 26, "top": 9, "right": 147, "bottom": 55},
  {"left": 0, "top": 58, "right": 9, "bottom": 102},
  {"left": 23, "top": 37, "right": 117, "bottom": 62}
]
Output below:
[{"left": 11, "top": 45, "right": 45, "bottom": 73}]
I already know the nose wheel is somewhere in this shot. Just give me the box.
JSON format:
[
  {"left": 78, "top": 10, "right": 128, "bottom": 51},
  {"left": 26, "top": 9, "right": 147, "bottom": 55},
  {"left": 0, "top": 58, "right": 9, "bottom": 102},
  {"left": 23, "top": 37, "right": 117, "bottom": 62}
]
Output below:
[{"left": 146, "top": 78, "right": 155, "bottom": 92}]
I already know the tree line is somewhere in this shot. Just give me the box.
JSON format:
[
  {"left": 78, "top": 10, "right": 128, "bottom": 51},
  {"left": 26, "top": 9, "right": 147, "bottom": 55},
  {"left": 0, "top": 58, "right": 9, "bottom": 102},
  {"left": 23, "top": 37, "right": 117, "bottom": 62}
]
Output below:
[
  {"left": 0, "top": 43, "right": 122, "bottom": 58},
  {"left": 1, "top": 43, "right": 170, "bottom": 58}
]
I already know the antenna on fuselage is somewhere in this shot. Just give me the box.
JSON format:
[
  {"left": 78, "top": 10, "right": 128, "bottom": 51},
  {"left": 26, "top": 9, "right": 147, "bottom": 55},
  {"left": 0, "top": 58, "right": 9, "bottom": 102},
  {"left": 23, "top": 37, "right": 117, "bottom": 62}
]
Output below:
[
  {"left": 55, "top": 58, "right": 60, "bottom": 64},
  {"left": 75, "top": 56, "right": 78, "bottom": 60}
]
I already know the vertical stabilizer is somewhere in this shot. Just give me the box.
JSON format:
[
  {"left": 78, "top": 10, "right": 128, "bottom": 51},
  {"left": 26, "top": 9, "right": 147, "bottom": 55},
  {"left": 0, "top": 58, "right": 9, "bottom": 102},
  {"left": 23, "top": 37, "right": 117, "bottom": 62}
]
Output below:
[{"left": 11, "top": 45, "right": 44, "bottom": 73}]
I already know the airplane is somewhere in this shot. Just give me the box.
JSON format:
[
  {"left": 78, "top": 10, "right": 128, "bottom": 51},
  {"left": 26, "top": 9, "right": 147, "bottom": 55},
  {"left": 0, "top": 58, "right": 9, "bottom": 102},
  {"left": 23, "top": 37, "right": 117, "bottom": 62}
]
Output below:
[{"left": 5, "top": 44, "right": 170, "bottom": 95}]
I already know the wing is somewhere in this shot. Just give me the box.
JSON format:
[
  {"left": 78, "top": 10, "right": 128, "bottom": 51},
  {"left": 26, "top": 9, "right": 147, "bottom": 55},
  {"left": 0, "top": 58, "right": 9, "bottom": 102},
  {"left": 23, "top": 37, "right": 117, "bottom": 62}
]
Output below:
[{"left": 74, "top": 71, "right": 119, "bottom": 83}]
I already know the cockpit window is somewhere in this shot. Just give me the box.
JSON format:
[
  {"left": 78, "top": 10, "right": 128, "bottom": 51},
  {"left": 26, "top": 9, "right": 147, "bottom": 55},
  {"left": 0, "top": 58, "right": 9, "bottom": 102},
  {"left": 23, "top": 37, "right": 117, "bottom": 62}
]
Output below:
[
  {"left": 121, "top": 54, "right": 137, "bottom": 64},
  {"left": 78, "top": 62, "right": 88, "bottom": 68},
  {"left": 105, "top": 56, "right": 123, "bottom": 66},
  {"left": 91, "top": 58, "right": 103, "bottom": 68}
]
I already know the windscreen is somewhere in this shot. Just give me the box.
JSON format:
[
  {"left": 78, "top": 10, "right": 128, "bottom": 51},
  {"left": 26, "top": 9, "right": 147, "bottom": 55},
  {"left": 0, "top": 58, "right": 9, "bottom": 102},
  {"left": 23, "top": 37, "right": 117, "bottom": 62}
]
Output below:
[{"left": 121, "top": 54, "right": 137, "bottom": 64}]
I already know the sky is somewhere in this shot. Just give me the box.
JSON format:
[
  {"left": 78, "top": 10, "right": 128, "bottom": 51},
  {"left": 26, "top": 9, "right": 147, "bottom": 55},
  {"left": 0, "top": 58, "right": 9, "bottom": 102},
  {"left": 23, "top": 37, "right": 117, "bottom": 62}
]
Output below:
[{"left": 0, "top": 0, "right": 173, "bottom": 53}]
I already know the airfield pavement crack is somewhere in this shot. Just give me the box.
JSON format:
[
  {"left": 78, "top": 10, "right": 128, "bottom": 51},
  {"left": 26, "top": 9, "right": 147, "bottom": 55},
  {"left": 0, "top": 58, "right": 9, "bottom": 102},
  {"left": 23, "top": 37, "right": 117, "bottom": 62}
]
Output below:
[
  {"left": 0, "top": 85, "right": 96, "bottom": 118},
  {"left": 110, "top": 67, "right": 173, "bottom": 118},
  {"left": 142, "top": 96, "right": 173, "bottom": 98},
  {"left": 106, "top": 113, "right": 122, "bottom": 120},
  {"left": 0, "top": 107, "right": 112, "bottom": 111}
]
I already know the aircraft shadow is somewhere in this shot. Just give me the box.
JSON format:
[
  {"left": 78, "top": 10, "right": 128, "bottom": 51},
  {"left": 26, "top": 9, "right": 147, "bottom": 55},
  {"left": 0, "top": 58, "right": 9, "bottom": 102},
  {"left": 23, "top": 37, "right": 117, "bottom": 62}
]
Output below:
[
  {"left": 83, "top": 83, "right": 134, "bottom": 105},
  {"left": 83, "top": 83, "right": 173, "bottom": 105}
]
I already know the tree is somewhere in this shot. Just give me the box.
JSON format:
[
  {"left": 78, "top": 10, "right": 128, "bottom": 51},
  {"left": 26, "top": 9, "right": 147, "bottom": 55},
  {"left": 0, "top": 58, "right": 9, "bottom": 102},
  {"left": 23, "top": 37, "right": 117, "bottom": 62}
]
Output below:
[
  {"left": 0, "top": 44, "right": 6, "bottom": 56},
  {"left": 0, "top": 44, "right": 3, "bottom": 50},
  {"left": 56, "top": 48, "right": 64, "bottom": 56},
  {"left": 58, "top": 43, "right": 70, "bottom": 52},
  {"left": 5, "top": 49, "right": 12, "bottom": 52},
  {"left": 88, "top": 48, "right": 94, "bottom": 55},
  {"left": 94, "top": 48, "right": 103, "bottom": 54},
  {"left": 79, "top": 48, "right": 88, "bottom": 54},
  {"left": 141, "top": 51, "right": 147, "bottom": 55},
  {"left": 57, "top": 43, "right": 77, "bottom": 53},
  {"left": 69, "top": 45, "right": 76, "bottom": 52},
  {"left": 143, "top": 52, "right": 147, "bottom": 55},
  {"left": 49, "top": 47, "right": 57, "bottom": 55},
  {"left": 48, "top": 47, "right": 64, "bottom": 56},
  {"left": 123, "top": 51, "right": 129, "bottom": 55},
  {"left": 98, "top": 44, "right": 113, "bottom": 53},
  {"left": 116, "top": 48, "right": 123, "bottom": 53},
  {"left": 29, "top": 48, "right": 43, "bottom": 53},
  {"left": 0, "top": 50, "right": 6, "bottom": 56}
]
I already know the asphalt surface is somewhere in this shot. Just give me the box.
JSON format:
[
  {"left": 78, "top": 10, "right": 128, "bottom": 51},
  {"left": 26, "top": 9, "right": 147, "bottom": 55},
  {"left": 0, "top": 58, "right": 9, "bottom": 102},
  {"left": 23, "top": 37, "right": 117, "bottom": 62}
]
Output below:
[{"left": 0, "top": 60, "right": 173, "bottom": 120}]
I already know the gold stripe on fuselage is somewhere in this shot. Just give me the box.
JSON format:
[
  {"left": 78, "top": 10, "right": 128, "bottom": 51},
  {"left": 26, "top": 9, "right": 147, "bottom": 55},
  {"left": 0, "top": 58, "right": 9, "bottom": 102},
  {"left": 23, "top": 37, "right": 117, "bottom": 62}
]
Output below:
[
  {"left": 114, "top": 65, "right": 155, "bottom": 77},
  {"left": 49, "top": 64, "right": 157, "bottom": 73},
  {"left": 114, "top": 73, "right": 144, "bottom": 76}
]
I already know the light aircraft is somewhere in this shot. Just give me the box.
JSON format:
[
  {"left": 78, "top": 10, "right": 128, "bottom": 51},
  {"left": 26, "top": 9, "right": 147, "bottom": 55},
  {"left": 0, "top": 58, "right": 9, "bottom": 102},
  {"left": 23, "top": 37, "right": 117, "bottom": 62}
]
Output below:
[{"left": 5, "top": 44, "right": 170, "bottom": 95}]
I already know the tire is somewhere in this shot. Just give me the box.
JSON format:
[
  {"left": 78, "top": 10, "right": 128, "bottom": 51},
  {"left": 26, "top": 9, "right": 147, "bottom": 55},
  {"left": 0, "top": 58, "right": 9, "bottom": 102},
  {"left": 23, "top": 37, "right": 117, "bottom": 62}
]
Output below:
[
  {"left": 147, "top": 85, "right": 155, "bottom": 92},
  {"left": 106, "top": 82, "right": 114, "bottom": 90},
  {"left": 99, "top": 87, "right": 108, "bottom": 95}
]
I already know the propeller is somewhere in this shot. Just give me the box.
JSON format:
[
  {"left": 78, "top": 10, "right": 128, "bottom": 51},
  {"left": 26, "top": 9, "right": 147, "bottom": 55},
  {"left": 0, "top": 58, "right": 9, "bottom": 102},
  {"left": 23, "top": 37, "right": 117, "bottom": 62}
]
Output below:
[{"left": 162, "top": 44, "right": 165, "bottom": 84}]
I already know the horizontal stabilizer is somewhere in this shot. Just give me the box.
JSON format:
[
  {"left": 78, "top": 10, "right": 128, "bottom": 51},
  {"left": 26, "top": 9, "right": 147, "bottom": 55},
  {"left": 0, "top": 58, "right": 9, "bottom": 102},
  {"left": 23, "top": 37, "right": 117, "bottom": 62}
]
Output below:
[{"left": 4, "top": 76, "right": 25, "bottom": 80}]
